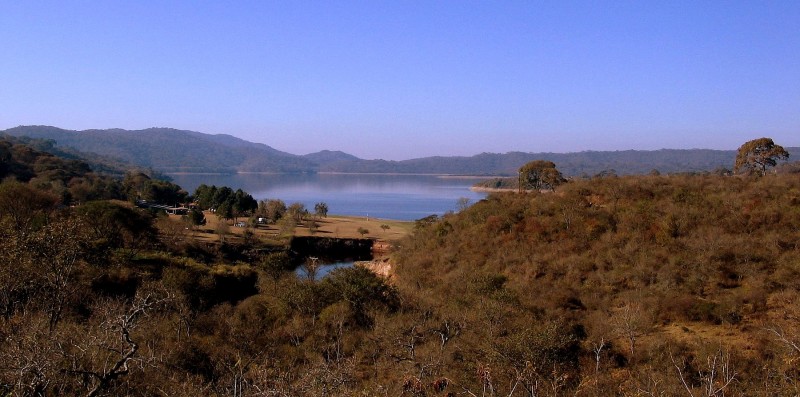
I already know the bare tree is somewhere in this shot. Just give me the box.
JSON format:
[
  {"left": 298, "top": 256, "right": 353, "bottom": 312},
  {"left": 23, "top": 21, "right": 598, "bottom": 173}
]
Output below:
[
  {"left": 27, "top": 218, "right": 89, "bottom": 331},
  {"left": 672, "top": 348, "right": 737, "bottom": 397},
  {"left": 0, "top": 312, "right": 65, "bottom": 396},
  {"left": 612, "top": 301, "right": 651, "bottom": 360},
  {"left": 64, "top": 286, "right": 172, "bottom": 397}
]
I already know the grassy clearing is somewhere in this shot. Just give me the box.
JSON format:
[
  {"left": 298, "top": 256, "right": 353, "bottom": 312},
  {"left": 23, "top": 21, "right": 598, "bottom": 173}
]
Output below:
[{"left": 165, "top": 211, "right": 413, "bottom": 246}]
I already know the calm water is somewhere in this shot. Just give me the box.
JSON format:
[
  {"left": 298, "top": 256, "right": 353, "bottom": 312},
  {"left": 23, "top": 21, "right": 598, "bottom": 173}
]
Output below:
[
  {"left": 295, "top": 260, "right": 354, "bottom": 280},
  {"left": 169, "top": 173, "right": 488, "bottom": 221}
]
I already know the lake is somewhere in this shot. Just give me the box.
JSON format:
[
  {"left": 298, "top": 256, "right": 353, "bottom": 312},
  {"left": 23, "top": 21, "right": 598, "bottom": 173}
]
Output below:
[{"left": 169, "top": 173, "right": 489, "bottom": 221}]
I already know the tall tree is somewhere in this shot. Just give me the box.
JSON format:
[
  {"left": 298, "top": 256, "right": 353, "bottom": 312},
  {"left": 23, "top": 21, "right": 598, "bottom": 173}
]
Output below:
[
  {"left": 260, "top": 199, "right": 287, "bottom": 223},
  {"left": 734, "top": 137, "right": 789, "bottom": 176},
  {"left": 193, "top": 184, "right": 217, "bottom": 209},
  {"left": 232, "top": 189, "right": 257, "bottom": 219},
  {"left": 314, "top": 202, "right": 329, "bottom": 218},
  {"left": 287, "top": 202, "right": 307, "bottom": 224}
]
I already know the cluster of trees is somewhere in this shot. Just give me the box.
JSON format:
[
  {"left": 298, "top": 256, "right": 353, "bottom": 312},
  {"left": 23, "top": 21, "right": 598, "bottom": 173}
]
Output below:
[
  {"left": 1, "top": 135, "right": 190, "bottom": 206},
  {"left": 123, "top": 172, "right": 188, "bottom": 205},
  {"left": 259, "top": 200, "right": 330, "bottom": 236},
  {"left": 0, "top": 136, "right": 126, "bottom": 203},
  {"left": 0, "top": 173, "right": 398, "bottom": 394},
  {"left": 193, "top": 184, "right": 257, "bottom": 221}
]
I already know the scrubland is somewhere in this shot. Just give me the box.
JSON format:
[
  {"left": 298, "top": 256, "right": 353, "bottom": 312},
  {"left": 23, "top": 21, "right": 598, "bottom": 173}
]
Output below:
[{"left": 2, "top": 134, "right": 800, "bottom": 396}]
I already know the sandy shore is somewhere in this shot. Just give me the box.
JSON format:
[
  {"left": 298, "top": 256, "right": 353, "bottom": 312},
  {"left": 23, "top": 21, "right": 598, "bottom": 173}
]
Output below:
[{"left": 470, "top": 186, "right": 516, "bottom": 193}]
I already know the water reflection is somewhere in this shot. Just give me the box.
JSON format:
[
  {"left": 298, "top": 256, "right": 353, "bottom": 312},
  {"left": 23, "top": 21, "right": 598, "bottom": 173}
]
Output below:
[{"left": 295, "top": 260, "right": 354, "bottom": 281}]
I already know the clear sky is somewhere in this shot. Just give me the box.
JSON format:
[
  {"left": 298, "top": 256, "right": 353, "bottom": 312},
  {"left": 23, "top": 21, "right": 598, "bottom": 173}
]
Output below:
[{"left": 1, "top": 1, "right": 798, "bottom": 160}]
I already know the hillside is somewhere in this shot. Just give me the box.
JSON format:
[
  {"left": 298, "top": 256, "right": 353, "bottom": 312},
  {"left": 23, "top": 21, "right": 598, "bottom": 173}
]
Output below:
[
  {"left": 2, "top": 139, "right": 800, "bottom": 394},
  {"left": 320, "top": 148, "right": 800, "bottom": 176},
  {"left": 391, "top": 173, "right": 800, "bottom": 395},
  {"left": 301, "top": 149, "right": 360, "bottom": 166},
  {"left": 4, "top": 125, "right": 797, "bottom": 176},
  {"left": 2, "top": 125, "right": 317, "bottom": 173},
  {"left": 0, "top": 133, "right": 134, "bottom": 176},
  {"left": 0, "top": 135, "right": 130, "bottom": 204}
]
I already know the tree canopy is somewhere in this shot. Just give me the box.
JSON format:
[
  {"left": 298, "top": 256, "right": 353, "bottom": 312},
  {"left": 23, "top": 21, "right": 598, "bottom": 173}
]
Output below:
[
  {"left": 734, "top": 137, "right": 789, "bottom": 176},
  {"left": 518, "top": 160, "right": 566, "bottom": 191},
  {"left": 193, "top": 184, "right": 257, "bottom": 219},
  {"left": 314, "top": 202, "right": 328, "bottom": 218}
]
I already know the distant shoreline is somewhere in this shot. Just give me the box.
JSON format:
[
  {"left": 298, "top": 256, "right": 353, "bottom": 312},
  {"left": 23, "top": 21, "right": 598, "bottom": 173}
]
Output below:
[
  {"left": 166, "top": 171, "right": 507, "bottom": 178},
  {"left": 470, "top": 186, "right": 516, "bottom": 193}
]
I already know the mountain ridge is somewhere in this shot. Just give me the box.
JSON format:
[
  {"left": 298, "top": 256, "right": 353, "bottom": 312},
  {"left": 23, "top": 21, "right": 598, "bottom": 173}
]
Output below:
[{"left": 3, "top": 125, "right": 797, "bottom": 176}]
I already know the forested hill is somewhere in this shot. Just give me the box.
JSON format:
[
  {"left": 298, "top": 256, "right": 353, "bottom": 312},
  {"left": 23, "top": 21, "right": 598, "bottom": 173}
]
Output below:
[
  {"left": 4, "top": 125, "right": 798, "bottom": 175},
  {"left": 0, "top": 133, "right": 133, "bottom": 176},
  {"left": 2, "top": 125, "right": 317, "bottom": 173},
  {"left": 318, "top": 148, "right": 800, "bottom": 176}
]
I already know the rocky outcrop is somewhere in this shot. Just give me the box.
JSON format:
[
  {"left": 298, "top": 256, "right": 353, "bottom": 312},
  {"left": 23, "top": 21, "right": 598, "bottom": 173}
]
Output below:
[{"left": 355, "top": 258, "right": 393, "bottom": 278}]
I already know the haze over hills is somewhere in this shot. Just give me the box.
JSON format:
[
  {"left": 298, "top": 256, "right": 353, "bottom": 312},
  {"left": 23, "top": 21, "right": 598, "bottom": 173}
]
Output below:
[{"left": 3, "top": 125, "right": 798, "bottom": 176}]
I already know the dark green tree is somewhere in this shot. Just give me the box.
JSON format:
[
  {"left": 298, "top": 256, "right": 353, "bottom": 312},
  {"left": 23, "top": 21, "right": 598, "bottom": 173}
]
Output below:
[
  {"left": 212, "top": 186, "right": 234, "bottom": 209},
  {"left": 232, "top": 189, "right": 257, "bottom": 219},
  {"left": 216, "top": 201, "right": 234, "bottom": 222},
  {"left": 193, "top": 184, "right": 217, "bottom": 209},
  {"left": 186, "top": 208, "right": 206, "bottom": 227}
]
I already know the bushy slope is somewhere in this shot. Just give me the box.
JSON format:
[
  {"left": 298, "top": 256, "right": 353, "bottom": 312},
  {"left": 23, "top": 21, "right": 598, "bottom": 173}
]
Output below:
[
  {"left": 0, "top": 135, "right": 126, "bottom": 202},
  {"left": 3, "top": 143, "right": 800, "bottom": 395},
  {"left": 391, "top": 173, "right": 800, "bottom": 395}
]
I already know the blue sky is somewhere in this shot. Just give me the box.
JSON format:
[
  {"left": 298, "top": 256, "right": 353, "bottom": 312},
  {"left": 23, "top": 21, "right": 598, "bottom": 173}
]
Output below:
[{"left": 1, "top": 1, "right": 798, "bottom": 160}]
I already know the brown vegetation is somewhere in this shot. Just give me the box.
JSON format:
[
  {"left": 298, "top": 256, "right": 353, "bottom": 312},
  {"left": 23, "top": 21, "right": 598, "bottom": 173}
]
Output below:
[
  {"left": 2, "top": 135, "right": 800, "bottom": 395},
  {"left": 392, "top": 173, "right": 800, "bottom": 395}
]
